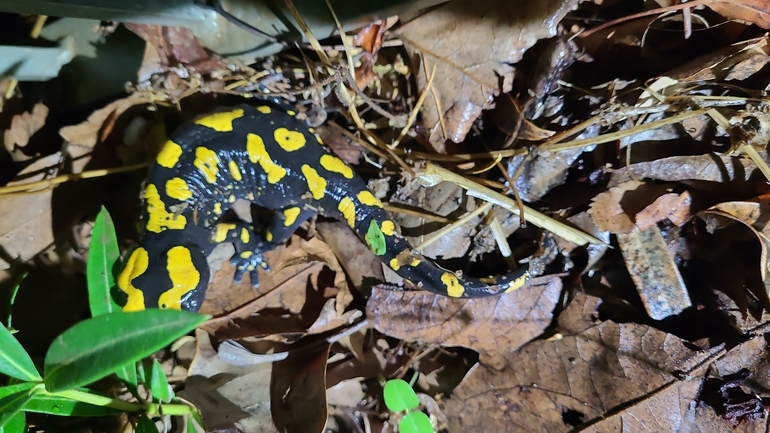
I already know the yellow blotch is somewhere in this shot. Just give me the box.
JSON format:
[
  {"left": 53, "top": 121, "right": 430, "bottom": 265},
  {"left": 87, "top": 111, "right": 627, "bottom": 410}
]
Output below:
[
  {"left": 284, "top": 207, "right": 301, "bottom": 226},
  {"left": 357, "top": 190, "right": 383, "bottom": 208},
  {"left": 145, "top": 184, "right": 187, "bottom": 233},
  {"left": 316, "top": 135, "right": 324, "bottom": 144},
  {"left": 213, "top": 202, "right": 222, "bottom": 215},
  {"left": 380, "top": 220, "right": 395, "bottom": 236},
  {"left": 266, "top": 229, "right": 273, "bottom": 242},
  {"left": 247, "top": 133, "right": 287, "bottom": 184},
  {"left": 118, "top": 247, "right": 149, "bottom": 312},
  {"left": 301, "top": 165, "right": 327, "bottom": 200},
  {"left": 410, "top": 258, "right": 421, "bottom": 267},
  {"left": 505, "top": 271, "right": 530, "bottom": 293},
  {"left": 320, "top": 154, "right": 354, "bottom": 179},
  {"left": 442, "top": 272, "right": 465, "bottom": 297},
  {"left": 214, "top": 223, "right": 236, "bottom": 243},
  {"left": 274, "top": 127, "right": 306, "bottom": 151},
  {"left": 228, "top": 160, "right": 243, "bottom": 181},
  {"left": 194, "top": 108, "right": 244, "bottom": 132},
  {"left": 240, "top": 228, "right": 250, "bottom": 243},
  {"left": 338, "top": 197, "right": 356, "bottom": 227},
  {"left": 193, "top": 147, "right": 220, "bottom": 184},
  {"left": 157, "top": 140, "right": 183, "bottom": 169},
  {"left": 158, "top": 246, "right": 200, "bottom": 310},
  {"left": 287, "top": 110, "right": 296, "bottom": 116},
  {"left": 165, "top": 177, "right": 192, "bottom": 201},
  {"left": 240, "top": 251, "right": 252, "bottom": 259},
  {"left": 389, "top": 258, "right": 400, "bottom": 271},
  {"left": 257, "top": 106, "right": 271, "bottom": 114}
]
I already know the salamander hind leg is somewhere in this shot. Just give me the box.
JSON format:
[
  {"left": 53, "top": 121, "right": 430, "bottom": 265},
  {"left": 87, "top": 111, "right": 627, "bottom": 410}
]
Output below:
[{"left": 210, "top": 221, "right": 271, "bottom": 286}]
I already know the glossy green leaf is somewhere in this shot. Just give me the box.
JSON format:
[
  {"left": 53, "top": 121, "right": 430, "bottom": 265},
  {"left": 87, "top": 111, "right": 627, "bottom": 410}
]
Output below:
[
  {"left": 114, "top": 361, "right": 139, "bottom": 396},
  {"left": 0, "top": 386, "right": 37, "bottom": 429},
  {"left": 0, "top": 325, "right": 41, "bottom": 382},
  {"left": 87, "top": 206, "right": 121, "bottom": 316},
  {"left": 136, "top": 414, "right": 159, "bottom": 433},
  {"left": 148, "top": 359, "right": 173, "bottom": 403},
  {"left": 399, "top": 411, "right": 434, "bottom": 433},
  {"left": 187, "top": 411, "right": 204, "bottom": 433},
  {"left": 26, "top": 391, "right": 120, "bottom": 417},
  {"left": 44, "top": 310, "right": 208, "bottom": 392},
  {"left": 0, "top": 410, "right": 24, "bottom": 433},
  {"left": 383, "top": 379, "right": 419, "bottom": 412}
]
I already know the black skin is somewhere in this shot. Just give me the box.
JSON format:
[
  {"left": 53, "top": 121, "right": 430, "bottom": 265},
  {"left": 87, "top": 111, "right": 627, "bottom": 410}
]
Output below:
[{"left": 121, "top": 104, "right": 530, "bottom": 312}]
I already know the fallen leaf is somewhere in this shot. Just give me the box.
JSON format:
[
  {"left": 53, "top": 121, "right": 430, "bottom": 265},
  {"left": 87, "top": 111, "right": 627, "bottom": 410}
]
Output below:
[
  {"left": 635, "top": 191, "right": 693, "bottom": 230},
  {"left": 4, "top": 102, "right": 49, "bottom": 159},
  {"left": 58, "top": 94, "right": 150, "bottom": 149},
  {"left": 367, "top": 275, "right": 561, "bottom": 368},
  {"left": 398, "top": 0, "right": 578, "bottom": 152}
]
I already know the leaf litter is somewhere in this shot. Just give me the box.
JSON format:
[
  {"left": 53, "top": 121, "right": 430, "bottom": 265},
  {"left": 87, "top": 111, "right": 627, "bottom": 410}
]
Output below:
[{"left": 8, "top": 1, "right": 770, "bottom": 432}]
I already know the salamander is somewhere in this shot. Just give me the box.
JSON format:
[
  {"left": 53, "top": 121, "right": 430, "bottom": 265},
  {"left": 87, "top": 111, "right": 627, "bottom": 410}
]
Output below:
[{"left": 117, "top": 104, "right": 530, "bottom": 312}]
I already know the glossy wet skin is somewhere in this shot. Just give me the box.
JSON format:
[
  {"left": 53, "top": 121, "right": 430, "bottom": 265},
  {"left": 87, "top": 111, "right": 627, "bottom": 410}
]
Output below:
[{"left": 117, "top": 104, "right": 530, "bottom": 311}]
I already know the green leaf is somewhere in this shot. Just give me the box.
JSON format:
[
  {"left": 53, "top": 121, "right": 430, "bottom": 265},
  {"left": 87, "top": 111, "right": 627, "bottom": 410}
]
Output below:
[
  {"left": 365, "top": 220, "right": 386, "bottom": 256},
  {"left": 383, "top": 379, "right": 419, "bottom": 412},
  {"left": 87, "top": 206, "right": 122, "bottom": 316},
  {"left": 26, "top": 392, "right": 121, "bottom": 417},
  {"left": 399, "top": 411, "right": 434, "bottom": 433},
  {"left": 0, "top": 386, "right": 38, "bottom": 429},
  {"left": 44, "top": 310, "right": 208, "bottom": 392},
  {"left": 114, "top": 361, "right": 139, "bottom": 396},
  {"left": 187, "top": 411, "right": 204, "bottom": 433},
  {"left": 136, "top": 414, "right": 159, "bottom": 433},
  {"left": 0, "top": 410, "right": 24, "bottom": 433},
  {"left": 147, "top": 359, "right": 173, "bottom": 403},
  {"left": 0, "top": 325, "right": 41, "bottom": 382}
]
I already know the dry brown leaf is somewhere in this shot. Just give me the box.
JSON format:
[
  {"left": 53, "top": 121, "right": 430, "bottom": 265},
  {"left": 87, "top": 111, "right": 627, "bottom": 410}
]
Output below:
[
  {"left": 4, "top": 102, "right": 49, "bottom": 159},
  {"left": 0, "top": 153, "right": 62, "bottom": 270},
  {"left": 58, "top": 94, "right": 150, "bottom": 149},
  {"left": 588, "top": 181, "right": 638, "bottom": 234},
  {"left": 398, "top": 0, "right": 578, "bottom": 152},
  {"left": 669, "top": 36, "right": 770, "bottom": 82},
  {"left": 271, "top": 344, "right": 330, "bottom": 433},
  {"left": 635, "top": 191, "right": 693, "bottom": 230},
  {"left": 445, "top": 293, "right": 722, "bottom": 432},
  {"left": 367, "top": 275, "right": 561, "bottom": 368},
  {"left": 200, "top": 234, "right": 349, "bottom": 337},
  {"left": 617, "top": 225, "right": 691, "bottom": 320},
  {"left": 609, "top": 154, "right": 759, "bottom": 187},
  {"left": 316, "top": 220, "right": 382, "bottom": 293},
  {"left": 391, "top": 179, "right": 476, "bottom": 260},
  {"left": 709, "top": 2, "right": 770, "bottom": 29}
]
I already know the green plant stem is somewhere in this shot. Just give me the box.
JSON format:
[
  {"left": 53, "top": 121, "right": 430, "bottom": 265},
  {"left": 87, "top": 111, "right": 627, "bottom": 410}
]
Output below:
[{"left": 48, "top": 389, "right": 194, "bottom": 416}]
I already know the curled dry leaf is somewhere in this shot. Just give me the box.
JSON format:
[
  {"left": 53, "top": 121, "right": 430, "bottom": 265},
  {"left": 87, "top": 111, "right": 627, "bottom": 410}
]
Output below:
[
  {"left": 609, "top": 154, "right": 760, "bottom": 187},
  {"left": 58, "top": 94, "right": 150, "bottom": 149},
  {"left": 588, "top": 181, "right": 638, "bottom": 234},
  {"left": 398, "top": 0, "right": 578, "bottom": 152},
  {"left": 708, "top": 2, "right": 770, "bottom": 30},
  {"left": 445, "top": 293, "right": 722, "bottom": 432},
  {"left": 635, "top": 191, "right": 693, "bottom": 230},
  {"left": 4, "top": 102, "right": 49, "bottom": 160},
  {"left": 367, "top": 275, "right": 562, "bottom": 368}
]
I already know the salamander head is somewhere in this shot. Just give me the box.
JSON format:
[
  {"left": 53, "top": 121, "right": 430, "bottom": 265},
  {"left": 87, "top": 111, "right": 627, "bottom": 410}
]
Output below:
[{"left": 117, "top": 242, "right": 209, "bottom": 312}]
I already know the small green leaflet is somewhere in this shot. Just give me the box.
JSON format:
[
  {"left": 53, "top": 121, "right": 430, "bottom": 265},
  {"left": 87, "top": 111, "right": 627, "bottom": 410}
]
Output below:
[{"left": 365, "top": 220, "right": 386, "bottom": 256}]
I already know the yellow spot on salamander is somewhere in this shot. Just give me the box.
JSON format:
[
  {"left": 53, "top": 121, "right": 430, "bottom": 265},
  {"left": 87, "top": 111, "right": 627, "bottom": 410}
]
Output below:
[
  {"left": 165, "top": 177, "right": 192, "bottom": 201},
  {"left": 284, "top": 207, "right": 301, "bottom": 226},
  {"left": 145, "top": 184, "right": 187, "bottom": 233},
  {"left": 227, "top": 195, "right": 236, "bottom": 203},
  {"left": 389, "top": 258, "right": 400, "bottom": 271},
  {"left": 213, "top": 202, "right": 222, "bottom": 215},
  {"left": 214, "top": 223, "right": 236, "bottom": 243},
  {"left": 316, "top": 135, "right": 324, "bottom": 144},
  {"left": 194, "top": 108, "right": 244, "bottom": 132},
  {"left": 274, "top": 127, "right": 306, "bottom": 151},
  {"left": 505, "top": 271, "right": 530, "bottom": 293},
  {"left": 357, "top": 190, "right": 383, "bottom": 208},
  {"left": 380, "top": 220, "right": 395, "bottom": 236},
  {"left": 338, "top": 197, "right": 356, "bottom": 227},
  {"left": 266, "top": 229, "right": 273, "bottom": 242},
  {"left": 301, "top": 165, "right": 327, "bottom": 200},
  {"left": 193, "top": 147, "right": 220, "bottom": 184},
  {"left": 410, "top": 258, "right": 420, "bottom": 267},
  {"left": 157, "top": 140, "right": 183, "bottom": 169},
  {"left": 257, "top": 106, "right": 271, "bottom": 114},
  {"left": 247, "top": 133, "right": 287, "bottom": 184},
  {"left": 118, "top": 247, "right": 149, "bottom": 312},
  {"left": 228, "top": 160, "right": 242, "bottom": 181},
  {"left": 158, "top": 246, "right": 200, "bottom": 310},
  {"left": 240, "top": 228, "right": 250, "bottom": 244},
  {"left": 240, "top": 251, "right": 252, "bottom": 259},
  {"left": 320, "top": 154, "right": 354, "bottom": 179},
  {"left": 286, "top": 110, "right": 296, "bottom": 116},
  {"left": 442, "top": 272, "right": 464, "bottom": 297}
]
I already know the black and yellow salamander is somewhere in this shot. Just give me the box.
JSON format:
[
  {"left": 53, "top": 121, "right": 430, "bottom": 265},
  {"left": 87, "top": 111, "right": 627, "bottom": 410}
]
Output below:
[{"left": 117, "top": 104, "right": 530, "bottom": 312}]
